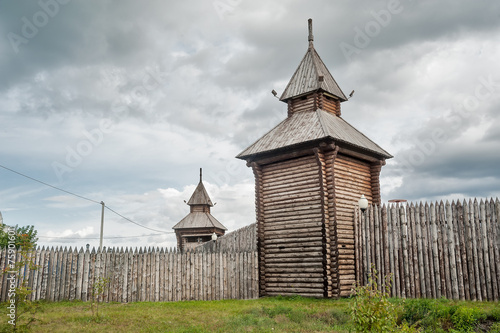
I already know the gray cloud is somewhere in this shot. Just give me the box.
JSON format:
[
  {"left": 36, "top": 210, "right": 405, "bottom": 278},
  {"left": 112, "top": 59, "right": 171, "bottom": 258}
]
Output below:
[{"left": 1, "top": 0, "right": 500, "bottom": 248}]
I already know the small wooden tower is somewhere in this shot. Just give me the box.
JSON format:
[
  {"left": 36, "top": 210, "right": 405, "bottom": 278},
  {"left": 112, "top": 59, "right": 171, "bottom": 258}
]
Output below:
[
  {"left": 172, "top": 169, "right": 227, "bottom": 252},
  {"left": 237, "top": 19, "right": 392, "bottom": 298}
]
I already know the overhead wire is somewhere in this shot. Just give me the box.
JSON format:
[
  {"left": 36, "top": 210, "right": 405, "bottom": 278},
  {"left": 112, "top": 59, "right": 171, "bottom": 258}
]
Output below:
[
  {"left": 0, "top": 163, "right": 100, "bottom": 205},
  {"left": 0, "top": 163, "right": 174, "bottom": 235},
  {"left": 104, "top": 205, "right": 174, "bottom": 234},
  {"left": 38, "top": 234, "right": 167, "bottom": 239}
]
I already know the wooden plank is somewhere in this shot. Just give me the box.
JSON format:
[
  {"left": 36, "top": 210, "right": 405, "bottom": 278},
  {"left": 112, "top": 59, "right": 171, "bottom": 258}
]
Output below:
[
  {"left": 451, "top": 202, "right": 464, "bottom": 300},
  {"left": 464, "top": 200, "right": 476, "bottom": 300},
  {"left": 439, "top": 202, "right": 451, "bottom": 299},
  {"left": 381, "top": 204, "right": 389, "bottom": 291},
  {"left": 400, "top": 205, "right": 410, "bottom": 298},
  {"left": 486, "top": 199, "right": 498, "bottom": 301},
  {"left": 415, "top": 203, "right": 426, "bottom": 298},
  {"left": 456, "top": 201, "right": 468, "bottom": 300},
  {"left": 494, "top": 199, "right": 500, "bottom": 301},
  {"left": 409, "top": 204, "right": 419, "bottom": 298},
  {"left": 480, "top": 200, "right": 493, "bottom": 300},
  {"left": 387, "top": 205, "right": 396, "bottom": 297},
  {"left": 75, "top": 248, "right": 84, "bottom": 300},
  {"left": 430, "top": 203, "right": 441, "bottom": 298},
  {"left": 446, "top": 202, "right": 459, "bottom": 299},
  {"left": 472, "top": 200, "right": 484, "bottom": 300}
]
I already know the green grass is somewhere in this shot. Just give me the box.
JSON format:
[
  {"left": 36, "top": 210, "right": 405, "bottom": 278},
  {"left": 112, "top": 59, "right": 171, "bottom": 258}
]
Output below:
[{"left": 0, "top": 296, "right": 498, "bottom": 332}]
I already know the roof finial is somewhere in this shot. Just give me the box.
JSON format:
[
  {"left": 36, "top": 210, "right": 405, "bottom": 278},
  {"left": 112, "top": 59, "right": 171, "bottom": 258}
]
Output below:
[
  {"left": 200, "top": 168, "right": 202, "bottom": 182},
  {"left": 308, "top": 18, "right": 314, "bottom": 48}
]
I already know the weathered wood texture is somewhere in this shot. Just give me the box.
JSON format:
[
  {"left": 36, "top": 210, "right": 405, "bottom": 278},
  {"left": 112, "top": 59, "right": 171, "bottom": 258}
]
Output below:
[
  {"left": 197, "top": 223, "right": 256, "bottom": 252},
  {"left": 334, "top": 153, "right": 373, "bottom": 296},
  {"left": 0, "top": 242, "right": 258, "bottom": 303},
  {"left": 258, "top": 154, "right": 326, "bottom": 297},
  {"left": 288, "top": 92, "right": 341, "bottom": 117},
  {"left": 356, "top": 198, "right": 500, "bottom": 301}
]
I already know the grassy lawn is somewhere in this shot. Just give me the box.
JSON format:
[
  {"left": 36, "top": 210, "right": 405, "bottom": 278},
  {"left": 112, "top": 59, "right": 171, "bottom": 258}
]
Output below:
[{"left": 1, "top": 296, "right": 499, "bottom": 332}]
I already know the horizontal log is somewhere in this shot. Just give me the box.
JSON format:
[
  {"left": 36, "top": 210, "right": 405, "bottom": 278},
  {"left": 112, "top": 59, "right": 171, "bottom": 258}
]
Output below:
[
  {"left": 266, "top": 287, "right": 324, "bottom": 293},
  {"left": 263, "top": 208, "right": 322, "bottom": 219},
  {"left": 264, "top": 246, "right": 323, "bottom": 253},
  {"left": 266, "top": 282, "right": 324, "bottom": 289},
  {"left": 265, "top": 262, "right": 323, "bottom": 269},
  {"left": 263, "top": 199, "right": 322, "bottom": 211},
  {"left": 262, "top": 156, "right": 316, "bottom": 173},
  {"left": 266, "top": 277, "right": 324, "bottom": 283},
  {"left": 264, "top": 237, "right": 323, "bottom": 246},
  {"left": 338, "top": 249, "right": 355, "bottom": 255},
  {"left": 264, "top": 213, "right": 323, "bottom": 223},
  {"left": 266, "top": 291, "right": 324, "bottom": 297},
  {"left": 262, "top": 169, "right": 319, "bottom": 184},
  {"left": 338, "top": 259, "right": 355, "bottom": 265},
  {"left": 265, "top": 255, "right": 324, "bottom": 263},
  {"left": 338, "top": 269, "right": 355, "bottom": 275},
  {"left": 337, "top": 239, "right": 355, "bottom": 245},
  {"left": 264, "top": 221, "right": 322, "bottom": 231},
  {"left": 263, "top": 188, "right": 322, "bottom": 200},
  {"left": 263, "top": 181, "right": 320, "bottom": 193},
  {"left": 265, "top": 267, "right": 323, "bottom": 273},
  {"left": 263, "top": 194, "right": 322, "bottom": 206},
  {"left": 262, "top": 174, "right": 320, "bottom": 188},
  {"left": 263, "top": 183, "right": 319, "bottom": 196},
  {"left": 265, "top": 230, "right": 322, "bottom": 239},
  {"left": 264, "top": 272, "right": 323, "bottom": 279}
]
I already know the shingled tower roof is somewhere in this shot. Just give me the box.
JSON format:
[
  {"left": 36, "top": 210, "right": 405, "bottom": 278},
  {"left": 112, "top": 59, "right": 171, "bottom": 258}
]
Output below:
[
  {"left": 187, "top": 169, "right": 214, "bottom": 207},
  {"left": 172, "top": 169, "right": 226, "bottom": 231},
  {"left": 280, "top": 19, "right": 347, "bottom": 102},
  {"left": 237, "top": 19, "right": 392, "bottom": 162}
]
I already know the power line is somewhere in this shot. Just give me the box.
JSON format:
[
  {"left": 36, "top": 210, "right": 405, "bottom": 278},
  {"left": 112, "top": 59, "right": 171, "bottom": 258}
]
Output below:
[
  {"left": 105, "top": 206, "right": 174, "bottom": 234},
  {"left": 38, "top": 233, "right": 169, "bottom": 239},
  {"left": 0, "top": 163, "right": 174, "bottom": 234},
  {"left": 0, "top": 163, "right": 100, "bottom": 205}
]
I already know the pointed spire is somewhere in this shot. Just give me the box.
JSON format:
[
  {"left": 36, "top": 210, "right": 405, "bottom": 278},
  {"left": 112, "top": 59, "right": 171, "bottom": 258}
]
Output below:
[
  {"left": 308, "top": 18, "right": 314, "bottom": 48},
  {"left": 187, "top": 169, "right": 214, "bottom": 207},
  {"left": 280, "top": 19, "right": 347, "bottom": 102}
]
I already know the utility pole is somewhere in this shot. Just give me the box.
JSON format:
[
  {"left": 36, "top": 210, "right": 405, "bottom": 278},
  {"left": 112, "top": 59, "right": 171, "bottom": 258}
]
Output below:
[{"left": 99, "top": 201, "right": 105, "bottom": 252}]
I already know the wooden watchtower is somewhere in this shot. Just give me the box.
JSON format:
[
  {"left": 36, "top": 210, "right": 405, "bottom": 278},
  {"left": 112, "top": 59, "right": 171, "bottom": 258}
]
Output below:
[
  {"left": 172, "top": 169, "right": 227, "bottom": 252},
  {"left": 237, "top": 19, "right": 392, "bottom": 297}
]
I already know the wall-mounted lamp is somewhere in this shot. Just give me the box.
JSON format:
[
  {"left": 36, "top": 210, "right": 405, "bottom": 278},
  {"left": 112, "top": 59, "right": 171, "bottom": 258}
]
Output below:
[
  {"left": 358, "top": 195, "right": 368, "bottom": 214},
  {"left": 211, "top": 232, "right": 218, "bottom": 241}
]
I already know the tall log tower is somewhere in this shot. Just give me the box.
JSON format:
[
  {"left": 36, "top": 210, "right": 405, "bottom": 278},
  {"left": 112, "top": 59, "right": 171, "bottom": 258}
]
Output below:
[{"left": 237, "top": 19, "right": 392, "bottom": 297}]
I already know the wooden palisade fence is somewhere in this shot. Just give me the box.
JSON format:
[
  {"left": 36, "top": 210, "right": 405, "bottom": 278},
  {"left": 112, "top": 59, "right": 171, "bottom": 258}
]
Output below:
[
  {"left": 0, "top": 246, "right": 258, "bottom": 303},
  {"left": 355, "top": 198, "right": 500, "bottom": 301}
]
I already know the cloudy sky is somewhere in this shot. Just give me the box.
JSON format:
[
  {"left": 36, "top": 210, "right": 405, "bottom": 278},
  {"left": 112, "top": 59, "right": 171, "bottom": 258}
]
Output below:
[{"left": 1, "top": 0, "right": 499, "bottom": 249}]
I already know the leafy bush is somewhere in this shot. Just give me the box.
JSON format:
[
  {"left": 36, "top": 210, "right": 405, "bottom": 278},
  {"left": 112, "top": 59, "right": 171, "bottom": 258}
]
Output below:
[
  {"left": 350, "top": 267, "right": 398, "bottom": 332},
  {"left": 450, "top": 306, "right": 485, "bottom": 332},
  {"left": 488, "top": 306, "right": 500, "bottom": 321},
  {"left": 489, "top": 322, "right": 500, "bottom": 333},
  {"left": 401, "top": 298, "right": 434, "bottom": 324}
]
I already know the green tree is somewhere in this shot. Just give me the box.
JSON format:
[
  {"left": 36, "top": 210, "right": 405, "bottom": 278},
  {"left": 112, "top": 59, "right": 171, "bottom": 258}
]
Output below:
[
  {"left": 3, "top": 233, "right": 40, "bottom": 331},
  {"left": 0, "top": 225, "right": 38, "bottom": 249}
]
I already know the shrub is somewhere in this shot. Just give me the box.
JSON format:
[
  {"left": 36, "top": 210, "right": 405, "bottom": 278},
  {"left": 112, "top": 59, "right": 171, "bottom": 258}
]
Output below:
[
  {"left": 450, "top": 306, "right": 485, "bottom": 332},
  {"left": 489, "top": 322, "right": 500, "bottom": 333},
  {"left": 350, "top": 267, "right": 398, "bottom": 332},
  {"left": 488, "top": 306, "right": 500, "bottom": 321},
  {"left": 401, "top": 298, "right": 434, "bottom": 324}
]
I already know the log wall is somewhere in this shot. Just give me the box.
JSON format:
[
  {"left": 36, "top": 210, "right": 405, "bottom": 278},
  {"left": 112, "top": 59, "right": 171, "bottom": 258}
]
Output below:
[
  {"left": 356, "top": 198, "right": 500, "bottom": 301},
  {"left": 334, "top": 153, "right": 373, "bottom": 296},
  {"left": 258, "top": 154, "right": 326, "bottom": 297},
  {"left": 197, "top": 223, "right": 256, "bottom": 252},
  {"left": 0, "top": 246, "right": 258, "bottom": 302},
  {"left": 288, "top": 92, "right": 341, "bottom": 117}
]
